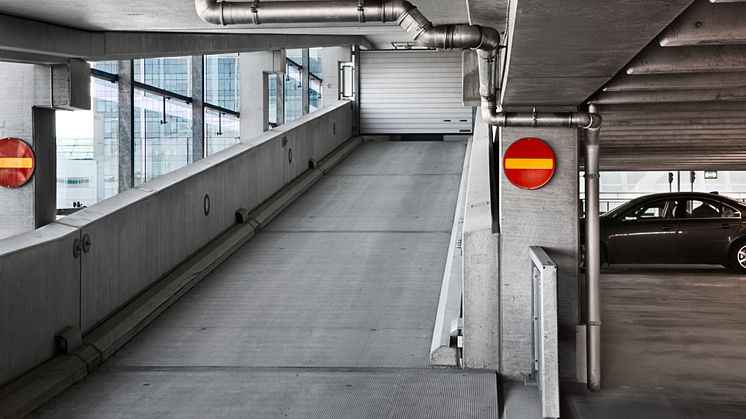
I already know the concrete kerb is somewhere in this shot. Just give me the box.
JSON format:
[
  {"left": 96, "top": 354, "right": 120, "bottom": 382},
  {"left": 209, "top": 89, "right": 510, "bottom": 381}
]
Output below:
[
  {"left": 430, "top": 138, "right": 472, "bottom": 367},
  {"left": 0, "top": 135, "right": 364, "bottom": 419}
]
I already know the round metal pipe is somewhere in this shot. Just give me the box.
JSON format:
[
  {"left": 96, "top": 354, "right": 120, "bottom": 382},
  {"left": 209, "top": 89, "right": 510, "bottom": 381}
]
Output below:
[
  {"left": 194, "top": 0, "right": 500, "bottom": 103},
  {"left": 584, "top": 126, "right": 602, "bottom": 391}
]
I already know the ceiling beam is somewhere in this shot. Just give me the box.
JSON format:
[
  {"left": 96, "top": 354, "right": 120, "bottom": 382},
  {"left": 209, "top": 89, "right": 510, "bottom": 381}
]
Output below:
[
  {"left": 0, "top": 12, "right": 371, "bottom": 64},
  {"left": 603, "top": 72, "right": 746, "bottom": 92},
  {"left": 605, "top": 117, "right": 746, "bottom": 125},
  {"left": 626, "top": 45, "right": 746, "bottom": 74},
  {"left": 660, "top": 0, "right": 746, "bottom": 46},
  {"left": 591, "top": 87, "right": 746, "bottom": 104}
]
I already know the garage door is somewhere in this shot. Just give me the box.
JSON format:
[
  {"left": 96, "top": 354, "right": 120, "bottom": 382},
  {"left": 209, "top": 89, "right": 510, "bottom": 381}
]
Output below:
[{"left": 359, "top": 50, "right": 472, "bottom": 135}]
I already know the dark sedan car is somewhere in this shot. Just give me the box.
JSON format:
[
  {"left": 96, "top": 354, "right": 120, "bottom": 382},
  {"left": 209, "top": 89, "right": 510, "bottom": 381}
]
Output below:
[{"left": 586, "top": 192, "right": 746, "bottom": 273}]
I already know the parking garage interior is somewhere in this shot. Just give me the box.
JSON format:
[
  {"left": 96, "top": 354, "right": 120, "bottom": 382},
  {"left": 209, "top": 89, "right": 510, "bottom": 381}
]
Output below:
[{"left": 2, "top": 1, "right": 746, "bottom": 418}]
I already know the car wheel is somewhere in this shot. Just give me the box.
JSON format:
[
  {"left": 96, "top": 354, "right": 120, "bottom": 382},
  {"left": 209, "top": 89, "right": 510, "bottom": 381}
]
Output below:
[{"left": 730, "top": 241, "right": 746, "bottom": 274}]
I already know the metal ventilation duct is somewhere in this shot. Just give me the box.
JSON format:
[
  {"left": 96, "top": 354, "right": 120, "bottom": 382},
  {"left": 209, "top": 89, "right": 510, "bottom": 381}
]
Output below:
[{"left": 194, "top": 0, "right": 500, "bottom": 104}]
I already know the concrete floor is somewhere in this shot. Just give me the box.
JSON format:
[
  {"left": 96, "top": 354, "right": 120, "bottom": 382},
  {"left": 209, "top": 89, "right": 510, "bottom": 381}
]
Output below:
[
  {"left": 564, "top": 265, "right": 746, "bottom": 419},
  {"left": 31, "top": 141, "right": 499, "bottom": 418}
]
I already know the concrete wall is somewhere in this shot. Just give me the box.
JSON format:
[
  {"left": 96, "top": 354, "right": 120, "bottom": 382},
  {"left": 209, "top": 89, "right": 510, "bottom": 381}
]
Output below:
[
  {"left": 321, "top": 46, "right": 352, "bottom": 108},
  {"left": 462, "top": 115, "right": 500, "bottom": 369},
  {"left": 0, "top": 101, "right": 354, "bottom": 387},
  {"left": 0, "top": 63, "right": 56, "bottom": 240},
  {"left": 498, "top": 126, "right": 580, "bottom": 381}
]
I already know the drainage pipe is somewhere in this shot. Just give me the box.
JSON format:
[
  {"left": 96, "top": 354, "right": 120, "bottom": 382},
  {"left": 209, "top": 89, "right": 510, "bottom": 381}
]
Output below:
[
  {"left": 583, "top": 106, "right": 602, "bottom": 391},
  {"left": 195, "top": 0, "right": 603, "bottom": 391}
]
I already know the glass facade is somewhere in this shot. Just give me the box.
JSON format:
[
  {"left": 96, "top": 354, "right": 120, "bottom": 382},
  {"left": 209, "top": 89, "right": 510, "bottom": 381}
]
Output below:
[
  {"left": 205, "top": 54, "right": 240, "bottom": 112},
  {"left": 54, "top": 48, "right": 335, "bottom": 211},
  {"left": 309, "top": 48, "right": 322, "bottom": 77},
  {"left": 56, "top": 76, "right": 119, "bottom": 211},
  {"left": 309, "top": 77, "right": 322, "bottom": 112},
  {"left": 133, "top": 90, "right": 193, "bottom": 185},
  {"left": 285, "top": 61, "right": 303, "bottom": 122},
  {"left": 205, "top": 109, "right": 240, "bottom": 155},
  {"left": 134, "top": 57, "right": 192, "bottom": 96},
  {"left": 268, "top": 73, "right": 279, "bottom": 126}
]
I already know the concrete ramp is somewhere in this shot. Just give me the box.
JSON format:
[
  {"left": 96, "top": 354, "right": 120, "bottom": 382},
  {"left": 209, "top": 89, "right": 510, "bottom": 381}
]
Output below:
[{"left": 31, "top": 141, "right": 498, "bottom": 418}]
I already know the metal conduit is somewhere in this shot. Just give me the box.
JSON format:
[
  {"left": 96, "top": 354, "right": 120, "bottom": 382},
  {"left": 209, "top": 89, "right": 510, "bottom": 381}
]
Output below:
[{"left": 194, "top": 0, "right": 602, "bottom": 391}]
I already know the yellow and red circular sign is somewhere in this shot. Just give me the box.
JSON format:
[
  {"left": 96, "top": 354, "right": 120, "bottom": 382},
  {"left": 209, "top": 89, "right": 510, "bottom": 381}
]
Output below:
[
  {"left": 503, "top": 137, "right": 555, "bottom": 190},
  {"left": 0, "top": 138, "right": 35, "bottom": 188}
]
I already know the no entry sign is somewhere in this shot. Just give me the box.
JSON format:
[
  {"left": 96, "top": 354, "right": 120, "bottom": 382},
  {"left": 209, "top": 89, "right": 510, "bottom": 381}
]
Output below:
[
  {"left": 0, "top": 138, "right": 35, "bottom": 188},
  {"left": 503, "top": 137, "right": 555, "bottom": 190}
]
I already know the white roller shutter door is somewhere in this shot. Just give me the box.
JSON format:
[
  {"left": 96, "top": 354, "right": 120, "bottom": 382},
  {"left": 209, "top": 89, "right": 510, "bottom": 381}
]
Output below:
[{"left": 359, "top": 50, "right": 472, "bottom": 135}]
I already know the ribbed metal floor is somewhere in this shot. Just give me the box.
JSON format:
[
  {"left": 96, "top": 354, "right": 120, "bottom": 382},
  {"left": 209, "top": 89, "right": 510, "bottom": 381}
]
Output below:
[{"left": 33, "top": 141, "right": 497, "bottom": 418}]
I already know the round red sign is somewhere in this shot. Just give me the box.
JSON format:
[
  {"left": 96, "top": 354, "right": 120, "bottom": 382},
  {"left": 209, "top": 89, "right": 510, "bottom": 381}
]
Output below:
[
  {"left": 503, "top": 137, "right": 556, "bottom": 190},
  {"left": 0, "top": 138, "right": 35, "bottom": 188}
]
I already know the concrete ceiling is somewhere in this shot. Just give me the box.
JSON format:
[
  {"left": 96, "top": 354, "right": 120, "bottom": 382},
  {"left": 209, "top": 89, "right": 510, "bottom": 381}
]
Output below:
[
  {"left": 500, "top": 0, "right": 696, "bottom": 108},
  {"left": 587, "top": 0, "right": 746, "bottom": 171},
  {"left": 0, "top": 0, "right": 493, "bottom": 49}
]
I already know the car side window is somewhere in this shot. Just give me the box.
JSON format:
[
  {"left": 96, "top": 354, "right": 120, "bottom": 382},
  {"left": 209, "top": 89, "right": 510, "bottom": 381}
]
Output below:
[
  {"left": 677, "top": 199, "right": 740, "bottom": 219},
  {"left": 623, "top": 200, "right": 667, "bottom": 221}
]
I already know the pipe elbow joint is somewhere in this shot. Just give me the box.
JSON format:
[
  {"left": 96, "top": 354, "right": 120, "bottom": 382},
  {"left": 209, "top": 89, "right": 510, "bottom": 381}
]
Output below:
[
  {"left": 194, "top": 0, "right": 223, "bottom": 25},
  {"left": 475, "top": 26, "right": 500, "bottom": 54}
]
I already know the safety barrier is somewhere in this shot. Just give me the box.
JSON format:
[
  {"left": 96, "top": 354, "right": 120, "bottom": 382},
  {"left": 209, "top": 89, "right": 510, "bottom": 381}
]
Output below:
[
  {"left": 529, "top": 246, "right": 560, "bottom": 419},
  {"left": 0, "top": 101, "right": 354, "bottom": 388}
]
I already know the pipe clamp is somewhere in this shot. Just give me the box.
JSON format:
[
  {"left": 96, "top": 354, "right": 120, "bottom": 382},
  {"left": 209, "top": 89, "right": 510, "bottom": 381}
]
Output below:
[
  {"left": 251, "top": 0, "right": 260, "bottom": 24},
  {"left": 357, "top": 0, "right": 365, "bottom": 23}
]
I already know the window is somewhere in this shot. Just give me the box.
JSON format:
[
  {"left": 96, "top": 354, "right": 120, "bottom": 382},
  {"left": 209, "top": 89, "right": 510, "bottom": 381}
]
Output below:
[
  {"left": 205, "top": 109, "right": 240, "bottom": 155},
  {"left": 268, "top": 73, "right": 279, "bottom": 127},
  {"left": 308, "top": 48, "right": 323, "bottom": 78},
  {"left": 624, "top": 200, "right": 670, "bottom": 221},
  {"left": 309, "top": 76, "right": 322, "bottom": 112},
  {"left": 204, "top": 54, "right": 241, "bottom": 155},
  {"left": 56, "top": 69, "right": 119, "bottom": 211},
  {"left": 133, "top": 90, "right": 193, "bottom": 185},
  {"left": 205, "top": 54, "right": 240, "bottom": 112},
  {"left": 134, "top": 57, "right": 191, "bottom": 96},
  {"left": 674, "top": 199, "right": 741, "bottom": 219},
  {"left": 284, "top": 60, "right": 303, "bottom": 122}
]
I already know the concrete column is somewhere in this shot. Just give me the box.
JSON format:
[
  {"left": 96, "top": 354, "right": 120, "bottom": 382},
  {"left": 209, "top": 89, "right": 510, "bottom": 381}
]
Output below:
[
  {"left": 191, "top": 55, "right": 205, "bottom": 161},
  {"left": 0, "top": 63, "right": 55, "bottom": 240},
  {"left": 321, "top": 46, "right": 353, "bottom": 108},
  {"left": 301, "top": 48, "right": 310, "bottom": 115},
  {"left": 117, "top": 60, "right": 134, "bottom": 191},
  {"left": 239, "top": 50, "right": 286, "bottom": 139},
  {"left": 498, "top": 126, "right": 580, "bottom": 381}
]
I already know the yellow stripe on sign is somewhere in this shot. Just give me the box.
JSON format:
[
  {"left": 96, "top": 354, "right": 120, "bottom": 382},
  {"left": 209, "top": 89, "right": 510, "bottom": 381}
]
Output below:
[
  {"left": 505, "top": 158, "right": 554, "bottom": 170},
  {"left": 0, "top": 157, "right": 33, "bottom": 169}
]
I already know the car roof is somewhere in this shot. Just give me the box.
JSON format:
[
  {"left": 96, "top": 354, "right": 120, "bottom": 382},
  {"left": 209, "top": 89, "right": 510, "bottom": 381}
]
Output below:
[{"left": 627, "top": 192, "right": 746, "bottom": 209}]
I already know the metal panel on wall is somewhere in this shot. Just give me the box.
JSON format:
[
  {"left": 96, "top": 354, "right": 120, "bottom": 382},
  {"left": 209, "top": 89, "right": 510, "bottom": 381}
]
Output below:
[{"left": 360, "top": 50, "right": 472, "bottom": 135}]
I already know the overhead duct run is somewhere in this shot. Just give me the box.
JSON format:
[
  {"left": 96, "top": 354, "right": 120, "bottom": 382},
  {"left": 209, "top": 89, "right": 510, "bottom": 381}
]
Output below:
[{"left": 195, "top": 0, "right": 603, "bottom": 391}]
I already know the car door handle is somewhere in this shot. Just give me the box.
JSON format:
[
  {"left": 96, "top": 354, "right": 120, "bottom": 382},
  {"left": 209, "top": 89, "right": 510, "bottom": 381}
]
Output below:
[
  {"left": 661, "top": 225, "right": 671, "bottom": 231},
  {"left": 721, "top": 223, "right": 732, "bottom": 229}
]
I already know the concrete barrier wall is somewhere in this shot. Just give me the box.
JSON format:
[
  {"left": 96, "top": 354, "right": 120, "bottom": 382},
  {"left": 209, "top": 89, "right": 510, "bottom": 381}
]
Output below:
[{"left": 0, "top": 101, "right": 353, "bottom": 386}]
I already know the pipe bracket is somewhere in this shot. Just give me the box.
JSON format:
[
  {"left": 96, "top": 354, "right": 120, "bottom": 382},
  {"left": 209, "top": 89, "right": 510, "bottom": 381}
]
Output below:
[
  {"left": 251, "top": 0, "right": 260, "bottom": 25},
  {"left": 358, "top": 0, "right": 366, "bottom": 23}
]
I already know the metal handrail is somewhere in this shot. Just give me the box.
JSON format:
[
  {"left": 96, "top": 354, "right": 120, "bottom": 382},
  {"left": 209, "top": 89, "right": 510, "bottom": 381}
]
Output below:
[{"left": 529, "top": 246, "right": 559, "bottom": 419}]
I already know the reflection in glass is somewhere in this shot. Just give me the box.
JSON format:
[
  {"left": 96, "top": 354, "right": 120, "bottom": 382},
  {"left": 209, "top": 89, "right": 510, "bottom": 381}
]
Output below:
[
  {"left": 309, "top": 77, "right": 322, "bottom": 113},
  {"left": 285, "top": 63, "right": 303, "bottom": 122},
  {"left": 133, "top": 90, "right": 193, "bottom": 185},
  {"left": 205, "top": 109, "right": 240, "bottom": 155},
  {"left": 55, "top": 78, "right": 119, "bottom": 211},
  {"left": 268, "top": 73, "right": 278, "bottom": 127},
  {"left": 134, "top": 57, "right": 192, "bottom": 97},
  {"left": 309, "top": 48, "right": 323, "bottom": 77},
  {"left": 205, "top": 54, "right": 240, "bottom": 112}
]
